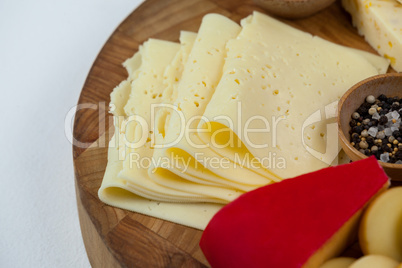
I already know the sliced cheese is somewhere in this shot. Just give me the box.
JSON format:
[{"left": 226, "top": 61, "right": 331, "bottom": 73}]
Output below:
[
  {"left": 106, "top": 31, "right": 244, "bottom": 204},
  {"left": 149, "top": 14, "right": 281, "bottom": 192},
  {"left": 117, "top": 36, "right": 224, "bottom": 202},
  {"left": 99, "top": 128, "right": 223, "bottom": 230},
  {"left": 342, "top": 0, "right": 402, "bottom": 72},
  {"left": 99, "top": 12, "right": 390, "bottom": 230},
  {"left": 200, "top": 11, "right": 387, "bottom": 179}
]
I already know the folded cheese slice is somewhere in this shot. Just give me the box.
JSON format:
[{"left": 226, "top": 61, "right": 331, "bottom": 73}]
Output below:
[
  {"left": 199, "top": 11, "right": 388, "bottom": 179},
  {"left": 99, "top": 125, "right": 223, "bottom": 230},
  {"left": 149, "top": 14, "right": 282, "bottom": 194},
  {"left": 101, "top": 37, "right": 217, "bottom": 203},
  {"left": 104, "top": 29, "right": 246, "bottom": 204}
]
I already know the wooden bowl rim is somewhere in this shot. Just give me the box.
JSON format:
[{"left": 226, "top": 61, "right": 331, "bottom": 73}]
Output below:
[{"left": 337, "top": 73, "right": 402, "bottom": 170}]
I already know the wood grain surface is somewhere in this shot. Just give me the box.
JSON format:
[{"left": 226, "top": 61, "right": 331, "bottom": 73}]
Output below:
[{"left": 72, "top": 0, "right": 397, "bottom": 267}]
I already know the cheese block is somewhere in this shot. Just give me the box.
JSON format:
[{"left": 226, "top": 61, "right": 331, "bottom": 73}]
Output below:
[
  {"left": 199, "top": 11, "right": 388, "bottom": 179},
  {"left": 342, "top": 0, "right": 402, "bottom": 72},
  {"left": 320, "top": 257, "right": 357, "bottom": 268},
  {"left": 199, "top": 157, "right": 390, "bottom": 268},
  {"left": 359, "top": 187, "right": 402, "bottom": 262},
  {"left": 349, "top": 255, "right": 400, "bottom": 268}
]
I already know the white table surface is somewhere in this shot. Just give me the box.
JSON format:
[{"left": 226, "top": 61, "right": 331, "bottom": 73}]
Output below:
[{"left": 0, "top": 0, "right": 143, "bottom": 266}]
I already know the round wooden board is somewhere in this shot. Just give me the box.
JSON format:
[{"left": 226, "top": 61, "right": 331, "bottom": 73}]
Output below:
[{"left": 73, "top": 0, "right": 398, "bottom": 267}]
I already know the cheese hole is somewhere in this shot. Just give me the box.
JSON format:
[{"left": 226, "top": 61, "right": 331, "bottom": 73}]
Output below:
[
  {"left": 195, "top": 94, "right": 199, "bottom": 97},
  {"left": 318, "top": 91, "right": 321, "bottom": 96},
  {"left": 311, "top": 125, "right": 316, "bottom": 129},
  {"left": 277, "top": 107, "right": 281, "bottom": 111},
  {"left": 273, "top": 90, "right": 279, "bottom": 95},
  {"left": 201, "top": 97, "right": 205, "bottom": 100},
  {"left": 144, "top": 90, "right": 148, "bottom": 95},
  {"left": 159, "top": 93, "right": 162, "bottom": 97},
  {"left": 320, "top": 133, "right": 325, "bottom": 137},
  {"left": 194, "top": 101, "right": 199, "bottom": 107},
  {"left": 202, "top": 81, "right": 206, "bottom": 87},
  {"left": 294, "top": 157, "right": 299, "bottom": 160},
  {"left": 152, "top": 93, "right": 157, "bottom": 99},
  {"left": 234, "top": 79, "right": 240, "bottom": 85},
  {"left": 193, "top": 60, "right": 197, "bottom": 63},
  {"left": 261, "top": 85, "right": 267, "bottom": 90}
]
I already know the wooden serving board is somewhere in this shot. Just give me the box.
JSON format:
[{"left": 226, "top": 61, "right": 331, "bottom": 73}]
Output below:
[{"left": 73, "top": 0, "right": 397, "bottom": 267}]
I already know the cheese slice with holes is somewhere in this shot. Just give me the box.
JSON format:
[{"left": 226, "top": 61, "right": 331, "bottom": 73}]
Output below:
[
  {"left": 99, "top": 126, "right": 223, "bottom": 230},
  {"left": 342, "top": 0, "right": 402, "bottom": 72},
  {"left": 101, "top": 36, "right": 216, "bottom": 203},
  {"left": 104, "top": 25, "right": 245, "bottom": 203},
  {"left": 199, "top": 11, "right": 388, "bottom": 179},
  {"left": 149, "top": 14, "right": 282, "bottom": 193},
  {"left": 117, "top": 34, "right": 239, "bottom": 203}
]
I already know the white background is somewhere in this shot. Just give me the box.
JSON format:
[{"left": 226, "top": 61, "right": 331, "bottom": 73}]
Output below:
[{"left": 0, "top": 0, "right": 143, "bottom": 267}]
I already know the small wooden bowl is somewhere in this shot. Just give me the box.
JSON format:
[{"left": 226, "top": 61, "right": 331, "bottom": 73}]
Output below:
[
  {"left": 253, "top": 0, "right": 336, "bottom": 19},
  {"left": 338, "top": 73, "right": 402, "bottom": 181}
]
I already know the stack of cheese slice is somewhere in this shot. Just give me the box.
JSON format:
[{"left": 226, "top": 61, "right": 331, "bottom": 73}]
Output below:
[
  {"left": 342, "top": 0, "right": 402, "bottom": 72},
  {"left": 98, "top": 11, "right": 389, "bottom": 230}
]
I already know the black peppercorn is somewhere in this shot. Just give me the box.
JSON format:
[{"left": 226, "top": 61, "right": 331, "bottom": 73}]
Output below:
[
  {"left": 395, "top": 151, "right": 402, "bottom": 161},
  {"left": 353, "top": 125, "right": 363, "bottom": 133},
  {"left": 357, "top": 106, "right": 368, "bottom": 115},
  {"left": 382, "top": 144, "right": 392, "bottom": 153},
  {"left": 378, "top": 115, "right": 388, "bottom": 125},
  {"left": 378, "top": 94, "right": 387, "bottom": 101}
]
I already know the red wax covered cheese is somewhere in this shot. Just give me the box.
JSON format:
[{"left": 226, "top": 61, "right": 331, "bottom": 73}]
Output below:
[{"left": 199, "top": 157, "right": 389, "bottom": 268}]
